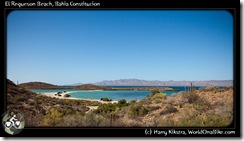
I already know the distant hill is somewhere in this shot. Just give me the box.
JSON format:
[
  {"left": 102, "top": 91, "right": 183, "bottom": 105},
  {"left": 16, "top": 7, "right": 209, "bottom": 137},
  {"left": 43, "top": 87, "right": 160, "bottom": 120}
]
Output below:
[
  {"left": 72, "top": 84, "right": 111, "bottom": 90},
  {"left": 94, "top": 79, "right": 233, "bottom": 86},
  {"left": 18, "top": 82, "right": 61, "bottom": 89}
]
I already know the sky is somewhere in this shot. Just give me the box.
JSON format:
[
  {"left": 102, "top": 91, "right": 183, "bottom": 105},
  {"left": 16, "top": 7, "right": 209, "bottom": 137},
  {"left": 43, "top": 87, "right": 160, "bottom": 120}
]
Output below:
[{"left": 7, "top": 10, "right": 233, "bottom": 85}]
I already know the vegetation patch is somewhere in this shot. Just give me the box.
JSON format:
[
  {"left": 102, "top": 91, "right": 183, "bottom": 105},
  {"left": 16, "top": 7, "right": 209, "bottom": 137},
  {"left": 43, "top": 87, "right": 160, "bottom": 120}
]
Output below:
[
  {"left": 129, "top": 104, "right": 148, "bottom": 116},
  {"left": 159, "top": 106, "right": 178, "bottom": 115},
  {"left": 101, "top": 98, "right": 112, "bottom": 101},
  {"left": 117, "top": 99, "right": 128, "bottom": 108},
  {"left": 64, "top": 94, "right": 71, "bottom": 97},
  {"left": 95, "top": 103, "right": 117, "bottom": 114}
]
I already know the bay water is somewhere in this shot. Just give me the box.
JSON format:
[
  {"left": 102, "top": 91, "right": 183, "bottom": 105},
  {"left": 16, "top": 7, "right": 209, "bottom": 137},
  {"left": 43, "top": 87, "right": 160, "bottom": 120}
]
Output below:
[{"left": 31, "top": 86, "right": 201, "bottom": 102}]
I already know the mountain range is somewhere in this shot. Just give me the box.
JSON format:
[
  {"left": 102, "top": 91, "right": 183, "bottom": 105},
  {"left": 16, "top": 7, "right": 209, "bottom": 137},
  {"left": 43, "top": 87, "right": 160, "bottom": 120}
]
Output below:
[
  {"left": 18, "top": 79, "right": 233, "bottom": 87},
  {"left": 93, "top": 79, "right": 233, "bottom": 86}
]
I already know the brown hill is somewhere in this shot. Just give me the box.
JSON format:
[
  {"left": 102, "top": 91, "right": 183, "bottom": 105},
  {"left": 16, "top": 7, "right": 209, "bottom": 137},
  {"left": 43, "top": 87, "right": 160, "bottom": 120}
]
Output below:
[
  {"left": 72, "top": 84, "right": 111, "bottom": 90},
  {"left": 18, "top": 81, "right": 61, "bottom": 89}
]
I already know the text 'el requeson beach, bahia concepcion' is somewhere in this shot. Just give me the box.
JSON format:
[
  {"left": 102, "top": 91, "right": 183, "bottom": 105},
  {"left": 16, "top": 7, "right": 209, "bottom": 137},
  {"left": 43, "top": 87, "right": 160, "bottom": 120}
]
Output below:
[{"left": 5, "top": 1, "right": 101, "bottom": 8}]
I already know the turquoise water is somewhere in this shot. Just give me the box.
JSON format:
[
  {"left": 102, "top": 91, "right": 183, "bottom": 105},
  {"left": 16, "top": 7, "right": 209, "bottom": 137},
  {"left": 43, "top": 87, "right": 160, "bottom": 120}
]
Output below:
[{"left": 30, "top": 89, "right": 180, "bottom": 101}]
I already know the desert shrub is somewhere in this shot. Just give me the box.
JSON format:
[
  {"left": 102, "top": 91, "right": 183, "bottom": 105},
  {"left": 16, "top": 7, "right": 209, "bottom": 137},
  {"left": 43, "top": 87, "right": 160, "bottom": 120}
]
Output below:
[
  {"left": 95, "top": 103, "right": 117, "bottom": 114},
  {"left": 152, "top": 93, "right": 167, "bottom": 100},
  {"left": 183, "top": 92, "right": 199, "bottom": 104},
  {"left": 139, "top": 98, "right": 151, "bottom": 105},
  {"left": 129, "top": 104, "right": 148, "bottom": 116},
  {"left": 101, "top": 98, "right": 112, "bottom": 101},
  {"left": 193, "top": 99, "right": 211, "bottom": 112},
  {"left": 177, "top": 114, "right": 232, "bottom": 127},
  {"left": 147, "top": 106, "right": 161, "bottom": 112},
  {"left": 151, "top": 89, "right": 160, "bottom": 95},
  {"left": 89, "top": 101, "right": 102, "bottom": 106},
  {"left": 160, "top": 106, "right": 178, "bottom": 115},
  {"left": 200, "top": 86, "right": 223, "bottom": 92},
  {"left": 207, "top": 86, "right": 215, "bottom": 91},
  {"left": 179, "top": 104, "right": 183, "bottom": 108},
  {"left": 59, "top": 107, "right": 76, "bottom": 115},
  {"left": 75, "top": 101, "right": 81, "bottom": 105},
  {"left": 36, "top": 94, "right": 45, "bottom": 98},
  {"left": 152, "top": 93, "right": 167, "bottom": 103},
  {"left": 129, "top": 100, "right": 136, "bottom": 105},
  {"left": 204, "top": 115, "right": 232, "bottom": 127},
  {"left": 118, "top": 99, "right": 128, "bottom": 107},
  {"left": 118, "top": 115, "right": 143, "bottom": 127},
  {"left": 158, "top": 117, "right": 175, "bottom": 127},
  {"left": 27, "top": 99, "right": 35, "bottom": 106},
  {"left": 25, "top": 114, "right": 44, "bottom": 127},
  {"left": 64, "top": 94, "right": 71, "bottom": 97},
  {"left": 42, "top": 108, "right": 63, "bottom": 126},
  {"left": 216, "top": 88, "right": 226, "bottom": 92},
  {"left": 83, "top": 111, "right": 110, "bottom": 127},
  {"left": 182, "top": 91, "right": 211, "bottom": 112},
  {"left": 7, "top": 104, "right": 23, "bottom": 110},
  {"left": 36, "top": 99, "right": 43, "bottom": 104},
  {"left": 14, "top": 95, "right": 26, "bottom": 102},
  {"left": 62, "top": 99, "right": 71, "bottom": 104},
  {"left": 59, "top": 114, "right": 84, "bottom": 127},
  {"left": 170, "top": 93, "right": 177, "bottom": 97},
  {"left": 199, "top": 87, "right": 206, "bottom": 92},
  {"left": 19, "top": 87, "right": 29, "bottom": 93},
  {"left": 154, "top": 99, "right": 161, "bottom": 104},
  {"left": 222, "top": 86, "right": 233, "bottom": 91}
]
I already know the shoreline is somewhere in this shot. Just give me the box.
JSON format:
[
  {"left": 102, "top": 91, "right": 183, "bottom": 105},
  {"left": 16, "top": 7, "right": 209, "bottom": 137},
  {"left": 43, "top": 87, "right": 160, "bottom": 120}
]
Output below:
[{"left": 42, "top": 92, "right": 118, "bottom": 104}]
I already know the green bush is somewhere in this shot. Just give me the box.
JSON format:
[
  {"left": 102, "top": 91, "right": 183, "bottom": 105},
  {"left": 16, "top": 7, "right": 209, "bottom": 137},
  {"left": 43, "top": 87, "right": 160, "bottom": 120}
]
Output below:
[
  {"left": 129, "top": 100, "right": 136, "bottom": 105},
  {"left": 118, "top": 99, "right": 128, "bottom": 107},
  {"left": 101, "top": 98, "right": 112, "bottom": 101},
  {"left": 152, "top": 93, "right": 167, "bottom": 100},
  {"left": 129, "top": 104, "right": 148, "bottom": 116},
  {"left": 42, "top": 108, "right": 63, "bottom": 126},
  {"left": 95, "top": 103, "right": 117, "bottom": 114}
]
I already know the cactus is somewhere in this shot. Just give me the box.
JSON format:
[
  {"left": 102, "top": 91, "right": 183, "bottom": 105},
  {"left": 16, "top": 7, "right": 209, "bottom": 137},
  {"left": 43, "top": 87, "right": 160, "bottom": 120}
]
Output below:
[{"left": 189, "top": 82, "right": 194, "bottom": 92}]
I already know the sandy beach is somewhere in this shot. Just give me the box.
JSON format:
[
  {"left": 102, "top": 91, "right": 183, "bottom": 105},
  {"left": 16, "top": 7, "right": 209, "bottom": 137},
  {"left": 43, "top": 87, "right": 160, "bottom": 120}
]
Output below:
[{"left": 42, "top": 92, "right": 118, "bottom": 104}]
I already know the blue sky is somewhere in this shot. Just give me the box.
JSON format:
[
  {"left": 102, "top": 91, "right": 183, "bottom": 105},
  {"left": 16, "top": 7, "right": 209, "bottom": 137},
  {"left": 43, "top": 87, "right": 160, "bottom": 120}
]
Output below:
[{"left": 7, "top": 10, "right": 233, "bottom": 85}]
